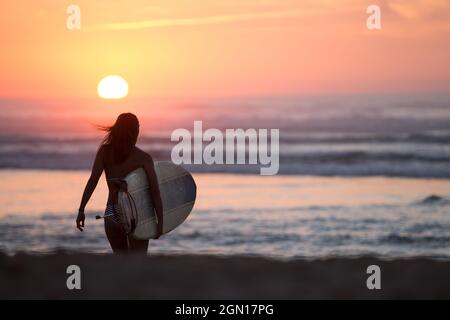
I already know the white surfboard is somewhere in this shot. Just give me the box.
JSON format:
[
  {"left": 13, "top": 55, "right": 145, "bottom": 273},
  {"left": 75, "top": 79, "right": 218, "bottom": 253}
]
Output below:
[{"left": 117, "top": 161, "right": 196, "bottom": 239}]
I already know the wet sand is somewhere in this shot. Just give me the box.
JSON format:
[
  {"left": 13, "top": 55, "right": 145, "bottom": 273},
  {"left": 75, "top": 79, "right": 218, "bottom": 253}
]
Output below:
[{"left": 1, "top": 252, "right": 449, "bottom": 299}]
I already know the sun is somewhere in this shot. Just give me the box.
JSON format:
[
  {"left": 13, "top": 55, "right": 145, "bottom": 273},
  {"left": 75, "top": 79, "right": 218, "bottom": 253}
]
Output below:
[{"left": 97, "top": 75, "right": 128, "bottom": 99}]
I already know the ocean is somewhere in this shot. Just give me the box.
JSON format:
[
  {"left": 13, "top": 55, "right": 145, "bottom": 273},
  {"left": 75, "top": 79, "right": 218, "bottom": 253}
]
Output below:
[{"left": 0, "top": 95, "right": 449, "bottom": 258}]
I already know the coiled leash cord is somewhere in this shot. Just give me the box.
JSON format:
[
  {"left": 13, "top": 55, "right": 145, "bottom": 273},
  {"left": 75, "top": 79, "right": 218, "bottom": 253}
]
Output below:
[{"left": 96, "top": 178, "right": 138, "bottom": 235}]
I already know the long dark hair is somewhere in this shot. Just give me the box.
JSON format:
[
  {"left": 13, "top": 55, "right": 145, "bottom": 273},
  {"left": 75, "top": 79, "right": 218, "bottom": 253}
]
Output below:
[{"left": 99, "top": 113, "right": 139, "bottom": 164}]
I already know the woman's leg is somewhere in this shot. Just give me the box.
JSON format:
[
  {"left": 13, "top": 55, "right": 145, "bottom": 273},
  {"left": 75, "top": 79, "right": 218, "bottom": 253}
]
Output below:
[
  {"left": 104, "top": 218, "right": 129, "bottom": 254},
  {"left": 128, "top": 236, "right": 149, "bottom": 254}
]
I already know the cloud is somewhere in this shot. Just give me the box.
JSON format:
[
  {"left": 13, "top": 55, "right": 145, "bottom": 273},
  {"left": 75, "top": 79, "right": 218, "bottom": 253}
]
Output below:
[
  {"left": 91, "top": 10, "right": 307, "bottom": 31},
  {"left": 387, "top": 0, "right": 450, "bottom": 20}
]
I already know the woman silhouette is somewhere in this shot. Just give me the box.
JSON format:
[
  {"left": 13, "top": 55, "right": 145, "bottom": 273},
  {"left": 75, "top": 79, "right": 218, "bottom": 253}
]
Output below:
[{"left": 77, "top": 113, "right": 163, "bottom": 254}]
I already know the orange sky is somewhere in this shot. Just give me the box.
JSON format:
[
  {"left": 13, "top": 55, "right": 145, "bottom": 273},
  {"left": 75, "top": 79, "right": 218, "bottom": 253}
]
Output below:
[{"left": 1, "top": 0, "right": 450, "bottom": 100}]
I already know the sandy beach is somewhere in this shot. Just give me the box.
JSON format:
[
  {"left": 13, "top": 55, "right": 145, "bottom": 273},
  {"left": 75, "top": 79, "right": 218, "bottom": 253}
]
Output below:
[{"left": 1, "top": 252, "right": 449, "bottom": 299}]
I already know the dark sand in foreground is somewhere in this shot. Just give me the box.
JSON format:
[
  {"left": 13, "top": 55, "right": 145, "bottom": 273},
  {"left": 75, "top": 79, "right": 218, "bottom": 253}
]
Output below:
[{"left": 1, "top": 252, "right": 449, "bottom": 299}]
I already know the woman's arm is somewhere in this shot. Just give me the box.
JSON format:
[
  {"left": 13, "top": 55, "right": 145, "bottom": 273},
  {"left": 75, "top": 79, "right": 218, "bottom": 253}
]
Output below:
[
  {"left": 143, "top": 156, "right": 163, "bottom": 238},
  {"left": 77, "top": 145, "right": 105, "bottom": 231}
]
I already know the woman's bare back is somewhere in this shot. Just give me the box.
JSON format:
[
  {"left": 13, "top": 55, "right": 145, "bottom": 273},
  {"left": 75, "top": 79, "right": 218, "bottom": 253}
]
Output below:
[{"left": 102, "top": 145, "right": 153, "bottom": 205}]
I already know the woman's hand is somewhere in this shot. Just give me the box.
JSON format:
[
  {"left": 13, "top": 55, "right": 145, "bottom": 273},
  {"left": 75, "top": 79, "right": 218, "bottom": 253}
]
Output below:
[
  {"left": 153, "top": 223, "right": 163, "bottom": 239},
  {"left": 76, "top": 210, "right": 85, "bottom": 232},
  {"left": 144, "top": 158, "right": 164, "bottom": 241}
]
